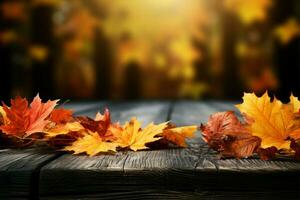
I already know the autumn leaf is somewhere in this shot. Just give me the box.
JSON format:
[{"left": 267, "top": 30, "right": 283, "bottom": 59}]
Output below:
[
  {"left": 290, "top": 139, "right": 300, "bottom": 160},
  {"left": 162, "top": 124, "right": 197, "bottom": 147},
  {"left": 64, "top": 130, "right": 118, "bottom": 156},
  {"left": 26, "top": 95, "right": 59, "bottom": 137},
  {"left": 0, "top": 95, "right": 58, "bottom": 138},
  {"left": 116, "top": 118, "right": 168, "bottom": 151},
  {"left": 200, "top": 111, "right": 261, "bottom": 158},
  {"left": 44, "top": 122, "right": 84, "bottom": 137},
  {"left": 236, "top": 92, "right": 300, "bottom": 150},
  {"left": 0, "top": 97, "right": 29, "bottom": 137},
  {"left": 257, "top": 146, "right": 278, "bottom": 160},
  {"left": 201, "top": 111, "right": 249, "bottom": 145},
  {"left": 0, "top": 106, "right": 8, "bottom": 125},
  {"left": 76, "top": 108, "right": 118, "bottom": 141}
]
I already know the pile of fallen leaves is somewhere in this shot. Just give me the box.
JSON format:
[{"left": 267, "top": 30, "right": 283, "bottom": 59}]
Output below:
[
  {"left": 200, "top": 92, "right": 300, "bottom": 160},
  {"left": 0, "top": 95, "right": 197, "bottom": 156}
]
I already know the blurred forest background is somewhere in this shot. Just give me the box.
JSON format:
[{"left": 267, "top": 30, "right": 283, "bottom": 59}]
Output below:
[{"left": 0, "top": 0, "right": 299, "bottom": 101}]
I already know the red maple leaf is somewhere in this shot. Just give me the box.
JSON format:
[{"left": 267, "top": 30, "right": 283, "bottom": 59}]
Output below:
[
  {"left": 0, "top": 95, "right": 58, "bottom": 138},
  {"left": 49, "top": 108, "right": 73, "bottom": 124}
]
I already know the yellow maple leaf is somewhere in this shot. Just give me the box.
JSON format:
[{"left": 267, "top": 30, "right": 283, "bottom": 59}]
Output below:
[
  {"left": 289, "top": 94, "right": 300, "bottom": 113},
  {"left": 116, "top": 118, "right": 168, "bottom": 151},
  {"left": 44, "top": 122, "right": 84, "bottom": 137},
  {"left": 236, "top": 92, "right": 300, "bottom": 149},
  {"left": 163, "top": 125, "right": 197, "bottom": 147},
  {"left": 64, "top": 131, "right": 118, "bottom": 156},
  {"left": 274, "top": 19, "right": 300, "bottom": 45}
]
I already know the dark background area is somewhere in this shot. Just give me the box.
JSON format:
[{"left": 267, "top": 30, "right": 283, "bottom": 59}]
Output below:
[{"left": 0, "top": 0, "right": 299, "bottom": 102}]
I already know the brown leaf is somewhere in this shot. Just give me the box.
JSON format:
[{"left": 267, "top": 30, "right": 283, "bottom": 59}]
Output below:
[
  {"left": 290, "top": 139, "right": 300, "bottom": 160},
  {"left": 76, "top": 108, "right": 116, "bottom": 141},
  {"left": 200, "top": 111, "right": 261, "bottom": 158},
  {"left": 256, "top": 146, "right": 278, "bottom": 160}
]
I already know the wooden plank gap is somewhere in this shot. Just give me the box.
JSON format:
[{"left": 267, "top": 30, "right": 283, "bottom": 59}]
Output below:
[{"left": 31, "top": 152, "right": 64, "bottom": 200}]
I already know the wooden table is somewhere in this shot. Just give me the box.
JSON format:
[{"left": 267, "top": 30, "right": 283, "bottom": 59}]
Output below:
[{"left": 1, "top": 101, "right": 300, "bottom": 200}]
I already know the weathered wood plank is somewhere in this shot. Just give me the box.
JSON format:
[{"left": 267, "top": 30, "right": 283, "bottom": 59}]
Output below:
[
  {"left": 39, "top": 102, "right": 171, "bottom": 197},
  {"left": 120, "top": 101, "right": 219, "bottom": 193},
  {"left": 79, "top": 101, "right": 171, "bottom": 124},
  {"left": 0, "top": 148, "right": 60, "bottom": 199},
  {"left": 58, "top": 102, "right": 104, "bottom": 115},
  {"left": 39, "top": 152, "right": 128, "bottom": 195},
  {"left": 171, "top": 101, "right": 219, "bottom": 126},
  {"left": 210, "top": 100, "right": 239, "bottom": 113},
  {"left": 39, "top": 190, "right": 300, "bottom": 200}
]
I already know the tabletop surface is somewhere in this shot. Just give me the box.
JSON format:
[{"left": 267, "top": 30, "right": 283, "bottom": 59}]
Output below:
[{"left": 0, "top": 101, "right": 299, "bottom": 200}]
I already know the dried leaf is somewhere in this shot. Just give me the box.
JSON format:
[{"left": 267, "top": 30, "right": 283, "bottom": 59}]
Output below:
[
  {"left": 200, "top": 111, "right": 261, "bottom": 158},
  {"left": 116, "top": 118, "right": 168, "bottom": 151},
  {"left": 64, "top": 130, "right": 118, "bottom": 156},
  {"left": 257, "top": 146, "right": 278, "bottom": 160},
  {"left": 162, "top": 124, "right": 197, "bottom": 147},
  {"left": 76, "top": 108, "right": 116, "bottom": 141},
  {"left": 201, "top": 111, "right": 250, "bottom": 144},
  {"left": 290, "top": 139, "right": 300, "bottom": 160}
]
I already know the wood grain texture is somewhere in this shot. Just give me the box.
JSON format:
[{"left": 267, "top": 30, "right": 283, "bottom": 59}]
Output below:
[
  {"left": 41, "top": 190, "right": 300, "bottom": 200},
  {"left": 77, "top": 101, "right": 171, "bottom": 124},
  {"left": 59, "top": 102, "right": 105, "bottom": 115},
  {"left": 0, "top": 148, "right": 60, "bottom": 199}
]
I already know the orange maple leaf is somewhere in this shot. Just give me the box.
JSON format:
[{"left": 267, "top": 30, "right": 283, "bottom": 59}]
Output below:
[
  {"left": 0, "top": 95, "right": 58, "bottom": 138},
  {"left": 162, "top": 124, "right": 197, "bottom": 147}
]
